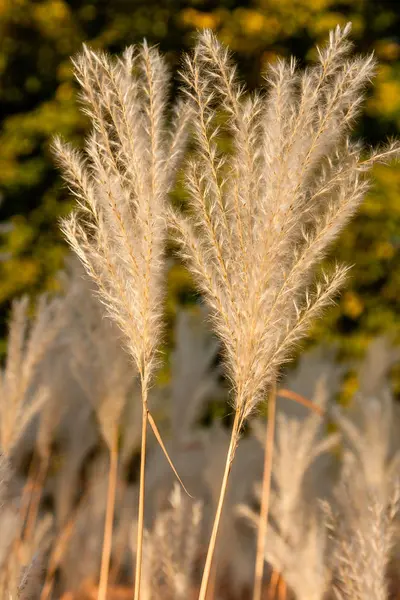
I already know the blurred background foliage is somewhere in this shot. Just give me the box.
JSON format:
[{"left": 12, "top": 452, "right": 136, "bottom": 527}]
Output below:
[{"left": 0, "top": 0, "right": 399, "bottom": 367}]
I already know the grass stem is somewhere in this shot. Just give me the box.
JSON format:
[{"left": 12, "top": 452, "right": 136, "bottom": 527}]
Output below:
[
  {"left": 253, "top": 383, "right": 277, "bottom": 600},
  {"left": 278, "top": 576, "right": 287, "bottom": 600},
  {"left": 267, "top": 569, "right": 280, "bottom": 600},
  {"left": 98, "top": 425, "right": 119, "bottom": 600},
  {"left": 23, "top": 453, "right": 50, "bottom": 543},
  {"left": 277, "top": 388, "right": 324, "bottom": 416},
  {"left": 133, "top": 386, "right": 149, "bottom": 600},
  {"left": 198, "top": 410, "right": 241, "bottom": 600}
]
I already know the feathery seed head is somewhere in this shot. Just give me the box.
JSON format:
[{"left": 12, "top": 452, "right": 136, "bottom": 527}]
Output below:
[
  {"left": 54, "top": 43, "right": 190, "bottom": 385},
  {"left": 171, "top": 25, "right": 400, "bottom": 426}
]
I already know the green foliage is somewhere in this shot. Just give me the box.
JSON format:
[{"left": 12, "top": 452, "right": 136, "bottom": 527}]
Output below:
[{"left": 0, "top": 0, "right": 399, "bottom": 359}]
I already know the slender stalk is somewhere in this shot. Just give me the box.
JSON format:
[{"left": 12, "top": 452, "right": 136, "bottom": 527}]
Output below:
[
  {"left": 147, "top": 411, "right": 192, "bottom": 497},
  {"left": 133, "top": 375, "right": 191, "bottom": 599},
  {"left": 110, "top": 412, "right": 192, "bottom": 588},
  {"left": 278, "top": 577, "right": 287, "bottom": 600},
  {"left": 13, "top": 452, "right": 49, "bottom": 570},
  {"left": 267, "top": 569, "right": 280, "bottom": 600},
  {"left": 198, "top": 410, "right": 241, "bottom": 600},
  {"left": 133, "top": 384, "right": 149, "bottom": 600},
  {"left": 253, "top": 383, "right": 277, "bottom": 600},
  {"left": 109, "top": 478, "right": 129, "bottom": 585},
  {"left": 277, "top": 388, "right": 324, "bottom": 416},
  {"left": 41, "top": 482, "right": 92, "bottom": 600},
  {"left": 10, "top": 456, "right": 38, "bottom": 578},
  {"left": 23, "top": 452, "right": 50, "bottom": 543},
  {"left": 40, "top": 516, "right": 76, "bottom": 600},
  {"left": 206, "top": 556, "right": 218, "bottom": 600},
  {"left": 98, "top": 425, "right": 119, "bottom": 600},
  {"left": 18, "top": 457, "right": 37, "bottom": 532}
]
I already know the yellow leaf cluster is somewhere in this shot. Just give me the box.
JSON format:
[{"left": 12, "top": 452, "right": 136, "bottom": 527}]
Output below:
[
  {"left": 180, "top": 8, "right": 221, "bottom": 31},
  {"left": 342, "top": 292, "right": 364, "bottom": 320}
]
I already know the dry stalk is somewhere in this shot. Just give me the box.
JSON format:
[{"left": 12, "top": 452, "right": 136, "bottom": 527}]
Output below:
[
  {"left": 278, "top": 577, "right": 287, "bottom": 600},
  {"left": 206, "top": 558, "right": 218, "bottom": 600},
  {"left": 23, "top": 453, "right": 50, "bottom": 545},
  {"left": 268, "top": 570, "right": 280, "bottom": 600},
  {"left": 253, "top": 383, "right": 277, "bottom": 600},
  {"left": 277, "top": 388, "right": 324, "bottom": 416},
  {"left": 134, "top": 386, "right": 149, "bottom": 600},
  {"left": 98, "top": 425, "right": 119, "bottom": 600},
  {"left": 40, "top": 481, "right": 94, "bottom": 600},
  {"left": 198, "top": 410, "right": 242, "bottom": 600},
  {"left": 40, "top": 517, "right": 76, "bottom": 600}
]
